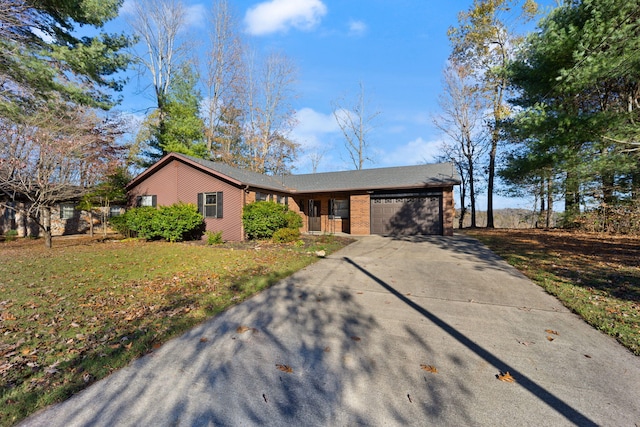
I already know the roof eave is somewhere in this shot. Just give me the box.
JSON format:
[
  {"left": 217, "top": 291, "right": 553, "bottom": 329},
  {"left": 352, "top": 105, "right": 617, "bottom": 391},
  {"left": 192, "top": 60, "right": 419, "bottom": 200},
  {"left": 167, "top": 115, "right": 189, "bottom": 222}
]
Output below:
[{"left": 289, "top": 180, "right": 460, "bottom": 194}]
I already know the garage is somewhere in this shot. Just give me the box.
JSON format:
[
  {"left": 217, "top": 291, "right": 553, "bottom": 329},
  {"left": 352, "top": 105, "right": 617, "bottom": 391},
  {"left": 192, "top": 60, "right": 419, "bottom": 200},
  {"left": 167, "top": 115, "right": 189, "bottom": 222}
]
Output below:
[{"left": 370, "top": 193, "right": 443, "bottom": 236}]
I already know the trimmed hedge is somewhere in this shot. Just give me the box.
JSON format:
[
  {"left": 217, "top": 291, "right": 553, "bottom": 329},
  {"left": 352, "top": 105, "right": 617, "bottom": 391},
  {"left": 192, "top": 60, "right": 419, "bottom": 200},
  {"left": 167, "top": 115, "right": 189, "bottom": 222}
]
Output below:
[
  {"left": 110, "top": 203, "right": 205, "bottom": 242},
  {"left": 242, "top": 201, "right": 302, "bottom": 240}
]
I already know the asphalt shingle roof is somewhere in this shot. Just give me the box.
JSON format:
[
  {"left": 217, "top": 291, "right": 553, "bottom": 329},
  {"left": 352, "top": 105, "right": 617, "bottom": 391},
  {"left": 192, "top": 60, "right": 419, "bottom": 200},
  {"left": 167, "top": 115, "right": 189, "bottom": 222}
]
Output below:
[
  {"left": 134, "top": 153, "right": 460, "bottom": 194},
  {"left": 282, "top": 163, "right": 460, "bottom": 193}
]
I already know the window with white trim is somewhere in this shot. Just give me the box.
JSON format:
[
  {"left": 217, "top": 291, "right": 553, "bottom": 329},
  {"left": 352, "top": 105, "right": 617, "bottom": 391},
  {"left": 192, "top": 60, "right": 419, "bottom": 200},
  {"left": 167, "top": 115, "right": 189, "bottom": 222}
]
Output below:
[
  {"left": 109, "top": 206, "right": 123, "bottom": 217},
  {"left": 137, "top": 195, "right": 156, "bottom": 207},
  {"left": 198, "top": 192, "right": 223, "bottom": 218}
]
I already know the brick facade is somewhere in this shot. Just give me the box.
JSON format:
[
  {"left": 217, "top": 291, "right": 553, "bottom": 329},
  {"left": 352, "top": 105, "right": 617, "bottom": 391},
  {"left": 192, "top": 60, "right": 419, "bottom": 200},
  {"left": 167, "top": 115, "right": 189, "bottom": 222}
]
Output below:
[
  {"left": 123, "top": 153, "right": 460, "bottom": 241},
  {"left": 443, "top": 187, "right": 455, "bottom": 236},
  {"left": 349, "top": 193, "right": 371, "bottom": 235}
]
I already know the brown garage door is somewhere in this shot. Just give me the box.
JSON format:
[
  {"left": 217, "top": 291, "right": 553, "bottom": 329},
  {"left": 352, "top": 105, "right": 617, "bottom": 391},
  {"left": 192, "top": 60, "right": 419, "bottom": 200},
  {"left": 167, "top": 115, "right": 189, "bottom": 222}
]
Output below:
[{"left": 371, "top": 195, "right": 442, "bottom": 235}]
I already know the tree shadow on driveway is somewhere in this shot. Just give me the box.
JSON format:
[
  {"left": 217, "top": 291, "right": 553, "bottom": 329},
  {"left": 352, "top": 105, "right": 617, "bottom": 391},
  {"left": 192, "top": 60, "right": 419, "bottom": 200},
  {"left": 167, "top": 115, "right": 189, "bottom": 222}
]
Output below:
[
  {"left": 21, "top": 257, "right": 474, "bottom": 426},
  {"left": 342, "top": 256, "right": 597, "bottom": 427}
]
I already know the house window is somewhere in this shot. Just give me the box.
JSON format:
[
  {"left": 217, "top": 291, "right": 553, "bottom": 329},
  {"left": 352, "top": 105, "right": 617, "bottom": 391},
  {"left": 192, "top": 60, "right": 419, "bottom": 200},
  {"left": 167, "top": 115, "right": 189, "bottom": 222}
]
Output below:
[
  {"left": 60, "top": 204, "right": 75, "bottom": 220},
  {"left": 330, "top": 199, "right": 349, "bottom": 219},
  {"left": 276, "top": 195, "right": 288, "bottom": 205},
  {"left": 198, "top": 192, "right": 223, "bottom": 218},
  {"left": 256, "top": 192, "right": 269, "bottom": 202},
  {"left": 137, "top": 195, "right": 157, "bottom": 207},
  {"left": 4, "top": 203, "right": 15, "bottom": 221},
  {"left": 109, "top": 206, "right": 123, "bottom": 217}
]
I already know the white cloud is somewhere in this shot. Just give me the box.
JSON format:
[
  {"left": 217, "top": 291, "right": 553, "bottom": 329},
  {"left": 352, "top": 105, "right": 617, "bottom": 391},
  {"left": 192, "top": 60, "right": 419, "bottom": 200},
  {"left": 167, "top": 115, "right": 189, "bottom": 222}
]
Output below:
[
  {"left": 379, "top": 137, "right": 443, "bottom": 166},
  {"left": 291, "top": 107, "right": 339, "bottom": 149},
  {"left": 244, "top": 0, "right": 327, "bottom": 36},
  {"left": 185, "top": 4, "right": 207, "bottom": 28},
  {"left": 348, "top": 20, "right": 367, "bottom": 36}
]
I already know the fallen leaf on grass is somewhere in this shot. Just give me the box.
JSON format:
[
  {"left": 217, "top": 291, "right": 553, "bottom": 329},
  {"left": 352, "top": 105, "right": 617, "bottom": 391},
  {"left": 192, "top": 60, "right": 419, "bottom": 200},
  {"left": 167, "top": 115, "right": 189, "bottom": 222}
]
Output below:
[
  {"left": 350, "top": 336, "right": 361, "bottom": 342},
  {"left": 497, "top": 372, "right": 515, "bottom": 383},
  {"left": 545, "top": 329, "right": 559, "bottom": 335},
  {"left": 323, "top": 346, "right": 331, "bottom": 352},
  {"left": 546, "top": 336, "right": 555, "bottom": 342},
  {"left": 276, "top": 364, "right": 293, "bottom": 373},
  {"left": 199, "top": 337, "right": 208, "bottom": 343},
  {"left": 420, "top": 364, "right": 438, "bottom": 374},
  {"left": 236, "top": 326, "right": 250, "bottom": 333}
]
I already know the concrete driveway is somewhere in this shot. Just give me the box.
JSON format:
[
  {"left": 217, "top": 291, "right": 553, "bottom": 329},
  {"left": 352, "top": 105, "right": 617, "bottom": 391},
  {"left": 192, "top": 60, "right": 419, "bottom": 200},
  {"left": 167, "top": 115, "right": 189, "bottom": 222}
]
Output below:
[{"left": 20, "top": 235, "right": 640, "bottom": 426}]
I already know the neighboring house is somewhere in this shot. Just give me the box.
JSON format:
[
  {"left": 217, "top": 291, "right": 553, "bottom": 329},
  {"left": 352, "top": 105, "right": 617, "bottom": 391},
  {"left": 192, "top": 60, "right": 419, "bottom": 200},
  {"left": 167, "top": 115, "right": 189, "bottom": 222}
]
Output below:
[
  {"left": 127, "top": 152, "right": 461, "bottom": 241},
  {"left": 0, "top": 202, "right": 125, "bottom": 238}
]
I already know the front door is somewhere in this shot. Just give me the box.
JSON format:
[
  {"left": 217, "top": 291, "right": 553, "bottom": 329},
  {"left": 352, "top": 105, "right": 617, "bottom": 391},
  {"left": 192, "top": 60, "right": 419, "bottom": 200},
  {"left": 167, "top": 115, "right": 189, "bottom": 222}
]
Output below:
[{"left": 308, "top": 200, "right": 321, "bottom": 232}]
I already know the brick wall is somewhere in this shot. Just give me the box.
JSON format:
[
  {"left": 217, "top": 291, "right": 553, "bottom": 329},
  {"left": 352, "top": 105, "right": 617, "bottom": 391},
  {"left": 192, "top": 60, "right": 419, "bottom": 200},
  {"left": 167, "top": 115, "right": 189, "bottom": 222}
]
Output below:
[
  {"left": 350, "top": 193, "right": 370, "bottom": 235},
  {"left": 443, "top": 187, "right": 455, "bottom": 236}
]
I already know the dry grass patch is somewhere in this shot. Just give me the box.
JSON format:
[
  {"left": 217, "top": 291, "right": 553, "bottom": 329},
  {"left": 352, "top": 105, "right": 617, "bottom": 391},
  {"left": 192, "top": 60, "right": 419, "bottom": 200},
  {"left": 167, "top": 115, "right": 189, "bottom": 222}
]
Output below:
[
  {"left": 463, "top": 229, "right": 640, "bottom": 356},
  {"left": 0, "top": 234, "right": 352, "bottom": 426}
]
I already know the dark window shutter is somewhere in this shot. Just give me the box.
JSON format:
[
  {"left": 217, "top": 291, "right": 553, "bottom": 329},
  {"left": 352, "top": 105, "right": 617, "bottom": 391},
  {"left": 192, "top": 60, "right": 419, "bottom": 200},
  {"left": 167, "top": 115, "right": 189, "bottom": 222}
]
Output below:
[
  {"left": 151, "top": 195, "right": 157, "bottom": 207},
  {"left": 136, "top": 196, "right": 142, "bottom": 207},
  {"left": 197, "top": 193, "right": 203, "bottom": 216},
  {"left": 216, "top": 192, "right": 223, "bottom": 218}
]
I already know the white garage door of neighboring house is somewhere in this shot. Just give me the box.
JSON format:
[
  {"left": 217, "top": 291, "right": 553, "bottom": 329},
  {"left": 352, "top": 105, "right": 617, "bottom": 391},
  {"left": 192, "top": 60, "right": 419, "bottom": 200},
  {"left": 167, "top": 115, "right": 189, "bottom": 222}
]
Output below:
[{"left": 370, "top": 194, "right": 443, "bottom": 236}]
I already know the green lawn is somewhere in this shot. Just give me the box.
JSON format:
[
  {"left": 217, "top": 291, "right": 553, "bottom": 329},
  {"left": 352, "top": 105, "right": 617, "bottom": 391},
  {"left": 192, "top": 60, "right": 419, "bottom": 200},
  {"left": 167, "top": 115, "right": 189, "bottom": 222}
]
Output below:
[{"left": 0, "top": 235, "right": 352, "bottom": 426}]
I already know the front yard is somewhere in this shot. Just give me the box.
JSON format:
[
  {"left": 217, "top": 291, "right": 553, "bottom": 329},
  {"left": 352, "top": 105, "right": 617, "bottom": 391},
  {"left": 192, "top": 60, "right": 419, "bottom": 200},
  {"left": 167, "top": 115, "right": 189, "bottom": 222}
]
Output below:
[{"left": 0, "top": 235, "right": 352, "bottom": 426}]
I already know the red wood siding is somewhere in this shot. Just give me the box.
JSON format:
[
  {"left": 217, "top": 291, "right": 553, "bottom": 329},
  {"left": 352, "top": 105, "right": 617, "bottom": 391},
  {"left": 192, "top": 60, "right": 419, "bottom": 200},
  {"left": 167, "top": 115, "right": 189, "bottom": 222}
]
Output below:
[{"left": 129, "top": 159, "right": 245, "bottom": 241}]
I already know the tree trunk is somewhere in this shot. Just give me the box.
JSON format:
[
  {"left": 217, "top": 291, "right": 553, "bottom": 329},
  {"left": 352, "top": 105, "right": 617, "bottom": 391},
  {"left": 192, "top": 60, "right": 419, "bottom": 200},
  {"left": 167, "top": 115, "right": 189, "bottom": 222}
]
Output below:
[
  {"left": 564, "top": 171, "right": 580, "bottom": 226},
  {"left": 468, "top": 155, "right": 477, "bottom": 228},
  {"left": 458, "top": 181, "right": 467, "bottom": 229},
  {"left": 103, "top": 204, "right": 108, "bottom": 238},
  {"left": 42, "top": 206, "right": 52, "bottom": 248},
  {"left": 486, "top": 137, "right": 497, "bottom": 228},
  {"left": 546, "top": 176, "right": 553, "bottom": 229}
]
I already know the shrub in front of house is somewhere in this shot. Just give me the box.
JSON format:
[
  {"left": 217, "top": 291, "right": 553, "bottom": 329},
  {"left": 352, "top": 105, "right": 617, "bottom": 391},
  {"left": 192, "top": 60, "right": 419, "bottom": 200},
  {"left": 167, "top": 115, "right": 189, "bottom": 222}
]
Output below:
[
  {"left": 243, "top": 201, "right": 301, "bottom": 240},
  {"left": 284, "top": 209, "right": 303, "bottom": 230},
  {"left": 272, "top": 227, "right": 301, "bottom": 243},
  {"left": 156, "top": 203, "right": 205, "bottom": 242},
  {"left": 206, "top": 230, "right": 224, "bottom": 245},
  {"left": 113, "top": 203, "right": 204, "bottom": 242}
]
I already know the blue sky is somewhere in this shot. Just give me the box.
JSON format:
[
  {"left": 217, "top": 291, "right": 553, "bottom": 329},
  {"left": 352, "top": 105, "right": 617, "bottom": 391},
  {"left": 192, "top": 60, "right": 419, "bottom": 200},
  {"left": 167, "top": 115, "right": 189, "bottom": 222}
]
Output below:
[{"left": 113, "top": 0, "right": 555, "bottom": 210}]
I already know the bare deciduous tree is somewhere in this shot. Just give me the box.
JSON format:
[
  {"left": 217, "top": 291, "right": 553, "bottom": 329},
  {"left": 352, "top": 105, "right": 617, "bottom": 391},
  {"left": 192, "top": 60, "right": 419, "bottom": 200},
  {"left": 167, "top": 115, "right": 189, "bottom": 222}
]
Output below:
[
  {"left": 0, "top": 105, "right": 125, "bottom": 247},
  {"left": 448, "top": 0, "right": 539, "bottom": 227},
  {"left": 434, "top": 61, "right": 488, "bottom": 228},
  {"left": 332, "top": 81, "right": 380, "bottom": 170},
  {"left": 244, "top": 51, "right": 298, "bottom": 175},
  {"left": 202, "top": 0, "right": 245, "bottom": 160},
  {"left": 128, "top": 0, "right": 189, "bottom": 160}
]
